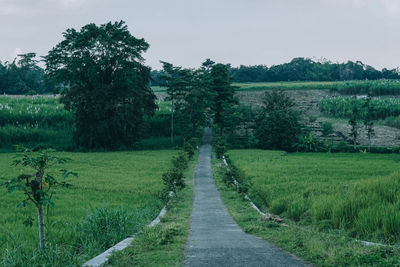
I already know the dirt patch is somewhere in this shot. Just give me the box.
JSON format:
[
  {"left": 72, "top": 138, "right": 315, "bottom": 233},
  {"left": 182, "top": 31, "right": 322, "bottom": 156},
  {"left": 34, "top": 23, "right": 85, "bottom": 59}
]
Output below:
[{"left": 237, "top": 89, "right": 400, "bottom": 147}]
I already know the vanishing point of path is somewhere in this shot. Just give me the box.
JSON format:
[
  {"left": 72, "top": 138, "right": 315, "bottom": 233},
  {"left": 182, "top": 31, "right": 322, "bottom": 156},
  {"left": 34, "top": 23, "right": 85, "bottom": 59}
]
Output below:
[{"left": 184, "top": 128, "right": 307, "bottom": 267}]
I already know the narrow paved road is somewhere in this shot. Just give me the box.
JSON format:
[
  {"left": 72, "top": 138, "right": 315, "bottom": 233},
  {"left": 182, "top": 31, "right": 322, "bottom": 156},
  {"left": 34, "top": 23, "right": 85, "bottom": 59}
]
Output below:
[{"left": 184, "top": 128, "right": 306, "bottom": 267}]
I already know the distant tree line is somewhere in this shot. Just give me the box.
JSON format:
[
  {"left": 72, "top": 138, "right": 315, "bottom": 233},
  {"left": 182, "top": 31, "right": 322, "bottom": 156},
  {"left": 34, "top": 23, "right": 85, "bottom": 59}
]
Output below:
[
  {"left": 2, "top": 55, "right": 400, "bottom": 94},
  {"left": 229, "top": 58, "right": 400, "bottom": 83},
  {"left": 0, "top": 53, "right": 55, "bottom": 95},
  {"left": 151, "top": 57, "right": 400, "bottom": 85}
]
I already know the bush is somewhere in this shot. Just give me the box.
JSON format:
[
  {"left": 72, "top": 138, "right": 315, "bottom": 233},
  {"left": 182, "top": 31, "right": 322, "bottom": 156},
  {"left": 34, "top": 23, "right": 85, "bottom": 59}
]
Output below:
[
  {"left": 183, "top": 142, "right": 195, "bottom": 160},
  {"left": 214, "top": 138, "right": 227, "bottom": 159},
  {"left": 172, "top": 152, "right": 188, "bottom": 171},
  {"left": 294, "top": 133, "right": 329, "bottom": 152},
  {"left": 162, "top": 168, "right": 185, "bottom": 196},
  {"left": 321, "top": 121, "right": 334, "bottom": 136}
]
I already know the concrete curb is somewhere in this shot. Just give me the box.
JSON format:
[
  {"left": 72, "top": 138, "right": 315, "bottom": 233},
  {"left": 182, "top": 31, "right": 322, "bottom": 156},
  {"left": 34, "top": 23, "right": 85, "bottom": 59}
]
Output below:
[{"left": 222, "top": 156, "right": 265, "bottom": 216}]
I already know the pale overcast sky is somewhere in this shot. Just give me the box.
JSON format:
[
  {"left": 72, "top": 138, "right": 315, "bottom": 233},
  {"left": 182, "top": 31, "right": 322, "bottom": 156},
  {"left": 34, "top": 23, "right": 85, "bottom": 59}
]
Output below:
[{"left": 1, "top": 0, "right": 399, "bottom": 70}]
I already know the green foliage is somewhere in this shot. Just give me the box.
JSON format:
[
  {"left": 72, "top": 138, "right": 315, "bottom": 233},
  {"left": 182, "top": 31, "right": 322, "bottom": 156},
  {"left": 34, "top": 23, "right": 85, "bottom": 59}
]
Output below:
[
  {"left": 160, "top": 61, "right": 209, "bottom": 139},
  {"left": 162, "top": 151, "right": 190, "bottom": 199},
  {"left": 45, "top": 21, "right": 156, "bottom": 149},
  {"left": 77, "top": 206, "right": 153, "bottom": 250},
  {"left": 319, "top": 96, "right": 400, "bottom": 120},
  {"left": 213, "top": 160, "right": 400, "bottom": 266},
  {"left": 0, "top": 53, "right": 54, "bottom": 95},
  {"left": 209, "top": 63, "right": 238, "bottom": 132},
  {"left": 183, "top": 142, "right": 195, "bottom": 160},
  {"left": 383, "top": 116, "right": 400, "bottom": 129},
  {"left": 230, "top": 58, "right": 400, "bottom": 83},
  {"left": 4, "top": 148, "right": 76, "bottom": 207},
  {"left": 106, "top": 160, "right": 195, "bottom": 267},
  {"left": 0, "top": 96, "right": 73, "bottom": 150},
  {"left": 256, "top": 90, "right": 301, "bottom": 151},
  {"left": 228, "top": 149, "right": 400, "bottom": 243},
  {"left": 321, "top": 121, "right": 334, "bottom": 136},
  {"left": 295, "top": 133, "right": 329, "bottom": 152},
  {"left": 308, "top": 115, "right": 317, "bottom": 123},
  {"left": 0, "top": 150, "right": 172, "bottom": 265},
  {"left": 2, "top": 148, "right": 76, "bottom": 249},
  {"left": 235, "top": 80, "right": 400, "bottom": 96},
  {"left": 348, "top": 97, "right": 362, "bottom": 149},
  {"left": 214, "top": 137, "right": 227, "bottom": 159}
]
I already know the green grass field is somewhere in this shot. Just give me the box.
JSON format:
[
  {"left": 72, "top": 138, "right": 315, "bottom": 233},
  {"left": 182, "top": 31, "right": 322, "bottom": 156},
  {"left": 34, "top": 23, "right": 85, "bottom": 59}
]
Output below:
[
  {"left": 215, "top": 150, "right": 400, "bottom": 266},
  {"left": 234, "top": 80, "right": 400, "bottom": 95},
  {"left": 227, "top": 150, "right": 400, "bottom": 244},
  {"left": 0, "top": 150, "right": 176, "bottom": 266},
  {"left": 233, "top": 81, "right": 340, "bottom": 91}
]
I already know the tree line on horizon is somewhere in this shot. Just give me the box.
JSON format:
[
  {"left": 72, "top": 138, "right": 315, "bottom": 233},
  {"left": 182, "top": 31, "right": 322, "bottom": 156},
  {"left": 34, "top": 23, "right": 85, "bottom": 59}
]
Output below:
[
  {"left": 152, "top": 57, "right": 400, "bottom": 85},
  {"left": 1, "top": 52, "right": 400, "bottom": 95}
]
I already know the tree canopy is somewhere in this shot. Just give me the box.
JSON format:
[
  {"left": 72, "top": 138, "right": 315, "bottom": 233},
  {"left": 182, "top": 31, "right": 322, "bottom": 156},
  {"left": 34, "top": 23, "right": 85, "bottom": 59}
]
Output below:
[
  {"left": 0, "top": 53, "right": 52, "bottom": 95},
  {"left": 45, "top": 21, "right": 156, "bottom": 149}
]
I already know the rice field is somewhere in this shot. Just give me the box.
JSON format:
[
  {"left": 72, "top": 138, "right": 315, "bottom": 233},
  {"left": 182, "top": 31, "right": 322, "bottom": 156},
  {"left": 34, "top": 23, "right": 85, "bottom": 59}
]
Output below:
[
  {"left": 234, "top": 80, "right": 400, "bottom": 95},
  {"left": 0, "top": 150, "right": 176, "bottom": 266},
  {"left": 319, "top": 96, "right": 400, "bottom": 120},
  {"left": 227, "top": 150, "right": 400, "bottom": 244}
]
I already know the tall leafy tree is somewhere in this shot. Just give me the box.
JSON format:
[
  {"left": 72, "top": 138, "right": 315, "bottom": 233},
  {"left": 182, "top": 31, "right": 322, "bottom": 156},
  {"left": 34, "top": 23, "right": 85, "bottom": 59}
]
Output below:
[
  {"left": 45, "top": 21, "right": 156, "bottom": 148},
  {"left": 348, "top": 97, "right": 361, "bottom": 150},
  {"left": 160, "top": 61, "right": 208, "bottom": 140},
  {"left": 209, "top": 63, "right": 237, "bottom": 133},
  {"left": 255, "top": 90, "right": 301, "bottom": 151},
  {"left": 363, "top": 94, "right": 375, "bottom": 151}
]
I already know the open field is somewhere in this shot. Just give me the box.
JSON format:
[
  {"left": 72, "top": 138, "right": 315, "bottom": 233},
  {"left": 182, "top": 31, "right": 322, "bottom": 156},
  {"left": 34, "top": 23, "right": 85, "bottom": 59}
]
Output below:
[
  {"left": 213, "top": 155, "right": 400, "bottom": 266},
  {"left": 227, "top": 150, "right": 400, "bottom": 244},
  {"left": 154, "top": 80, "right": 400, "bottom": 95},
  {"left": 234, "top": 80, "right": 400, "bottom": 95},
  {"left": 0, "top": 150, "right": 175, "bottom": 266}
]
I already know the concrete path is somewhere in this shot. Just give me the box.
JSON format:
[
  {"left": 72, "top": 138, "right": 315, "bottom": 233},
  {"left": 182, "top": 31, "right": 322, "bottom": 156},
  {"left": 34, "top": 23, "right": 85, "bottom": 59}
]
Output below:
[{"left": 184, "top": 128, "right": 307, "bottom": 267}]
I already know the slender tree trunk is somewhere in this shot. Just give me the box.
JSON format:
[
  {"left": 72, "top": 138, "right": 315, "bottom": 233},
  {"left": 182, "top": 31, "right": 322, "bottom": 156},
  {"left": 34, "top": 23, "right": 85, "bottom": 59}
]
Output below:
[
  {"left": 171, "top": 99, "right": 174, "bottom": 144},
  {"left": 36, "top": 171, "right": 46, "bottom": 249},
  {"left": 354, "top": 137, "right": 357, "bottom": 150},
  {"left": 37, "top": 204, "right": 46, "bottom": 249}
]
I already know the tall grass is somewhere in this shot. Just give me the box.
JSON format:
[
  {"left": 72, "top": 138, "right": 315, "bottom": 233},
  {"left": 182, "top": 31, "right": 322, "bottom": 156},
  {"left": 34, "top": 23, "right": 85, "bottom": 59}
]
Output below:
[
  {"left": 0, "top": 150, "right": 175, "bottom": 265},
  {"left": 0, "top": 96, "right": 174, "bottom": 151},
  {"left": 0, "top": 96, "right": 73, "bottom": 150},
  {"left": 228, "top": 150, "right": 400, "bottom": 244},
  {"left": 235, "top": 80, "right": 400, "bottom": 96},
  {"left": 319, "top": 96, "right": 400, "bottom": 120}
]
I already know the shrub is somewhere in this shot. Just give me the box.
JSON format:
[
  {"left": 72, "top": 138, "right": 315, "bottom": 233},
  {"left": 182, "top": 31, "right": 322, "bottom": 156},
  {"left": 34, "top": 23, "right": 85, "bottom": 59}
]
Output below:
[
  {"left": 308, "top": 115, "right": 317, "bottom": 123},
  {"left": 172, "top": 152, "right": 188, "bottom": 171},
  {"left": 295, "top": 133, "right": 329, "bottom": 152},
  {"left": 321, "top": 121, "right": 334, "bottom": 136},
  {"left": 183, "top": 142, "right": 195, "bottom": 160},
  {"left": 162, "top": 168, "right": 185, "bottom": 196},
  {"left": 214, "top": 138, "right": 227, "bottom": 159}
]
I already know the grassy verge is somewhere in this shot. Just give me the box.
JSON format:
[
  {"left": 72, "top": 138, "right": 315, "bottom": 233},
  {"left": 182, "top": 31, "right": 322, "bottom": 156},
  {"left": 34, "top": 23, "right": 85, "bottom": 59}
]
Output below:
[
  {"left": 106, "top": 152, "right": 197, "bottom": 266},
  {"left": 212, "top": 152, "right": 400, "bottom": 266},
  {"left": 0, "top": 150, "right": 176, "bottom": 266}
]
